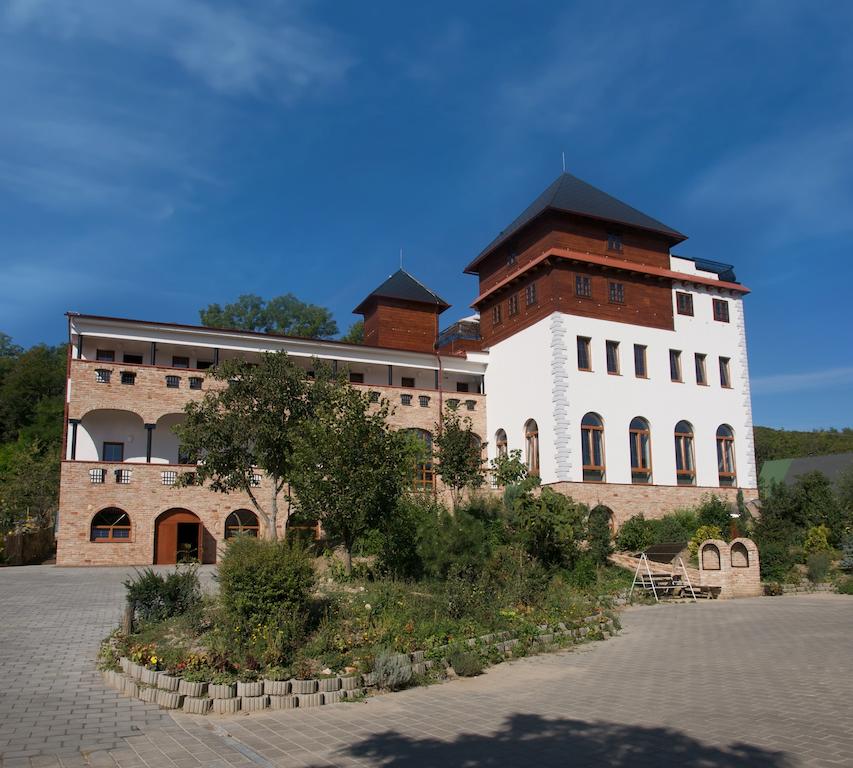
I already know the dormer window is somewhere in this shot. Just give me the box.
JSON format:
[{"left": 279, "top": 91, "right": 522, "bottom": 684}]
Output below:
[{"left": 607, "top": 233, "right": 622, "bottom": 252}]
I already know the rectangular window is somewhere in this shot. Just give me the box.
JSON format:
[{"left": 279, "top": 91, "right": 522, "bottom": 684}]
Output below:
[
  {"left": 526, "top": 282, "right": 537, "bottom": 306},
  {"left": 418, "top": 395, "right": 430, "bottom": 408},
  {"left": 120, "top": 371, "right": 136, "bottom": 385},
  {"left": 197, "top": 360, "right": 213, "bottom": 370},
  {"left": 447, "top": 398, "right": 460, "bottom": 409},
  {"left": 401, "top": 393, "right": 413, "bottom": 406},
  {"left": 368, "top": 390, "right": 380, "bottom": 403},
  {"left": 606, "top": 341, "right": 620, "bottom": 375},
  {"left": 607, "top": 233, "right": 622, "bottom": 252},
  {"left": 633, "top": 345, "right": 647, "bottom": 378},
  {"left": 161, "top": 471, "right": 177, "bottom": 486},
  {"left": 575, "top": 275, "right": 592, "bottom": 298},
  {"left": 719, "top": 357, "right": 732, "bottom": 388},
  {"left": 465, "top": 400, "right": 476, "bottom": 411},
  {"left": 89, "top": 468, "right": 105, "bottom": 484},
  {"left": 189, "top": 377, "right": 203, "bottom": 390},
  {"left": 456, "top": 382, "right": 469, "bottom": 393},
  {"left": 713, "top": 298, "right": 730, "bottom": 323},
  {"left": 669, "top": 350, "right": 682, "bottom": 382},
  {"left": 508, "top": 294, "right": 519, "bottom": 317},
  {"left": 165, "top": 375, "right": 180, "bottom": 388},
  {"left": 577, "top": 337, "right": 591, "bottom": 371},
  {"left": 608, "top": 282, "right": 625, "bottom": 305},
  {"left": 123, "top": 353, "right": 143, "bottom": 364},
  {"left": 349, "top": 372, "right": 364, "bottom": 384},
  {"left": 401, "top": 376, "right": 415, "bottom": 388},
  {"left": 114, "top": 468, "right": 132, "bottom": 484},
  {"left": 172, "top": 356, "right": 190, "bottom": 369},
  {"left": 695, "top": 353, "right": 707, "bottom": 385},
  {"left": 676, "top": 292, "right": 694, "bottom": 316},
  {"left": 95, "top": 369, "right": 111, "bottom": 384},
  {"left": 492, "top": 304, "right": 502, "bottom": 325},
  {"left": 96, "top": 349, "right": 115, "bottom": 362},
  {"left": 103, "top": 442, "right": 124, "bottom": 462}
]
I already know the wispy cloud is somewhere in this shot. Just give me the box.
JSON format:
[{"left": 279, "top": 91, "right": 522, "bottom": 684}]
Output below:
[
  {"left": 4, "top": 0, "right": 351, "bottom": 99},
  {"left": 752, "top": 366, "right": 853, "bottom": 395},
  {"left": 686, "top": 124, "right": 853, "bottom": 246}
]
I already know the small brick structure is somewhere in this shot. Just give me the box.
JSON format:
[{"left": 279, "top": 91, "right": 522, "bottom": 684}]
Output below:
[{"left": 697, "top": 537, "right": 761, "bottom": 598}]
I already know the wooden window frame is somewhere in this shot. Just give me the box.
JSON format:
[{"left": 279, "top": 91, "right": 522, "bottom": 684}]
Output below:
[
  {"left": 90, "top": 509, "right": 131, "bottom": 542},
  {"left": 633, "top": 345, "right": 647, "bottom": 379},
  {"left": 492, "top": 304, "right": 503, "bottom": 325},
  {"left": 189, "top": 376, "right": 203, "bottom": 390},
  {"left": 606, "top": 340, "right": 620, "bottom": 375},
  {"left": 165, "top": 374, "right": 180, "bottom": 388},
  {"left": 525, "top": 282, "right": 537, "bottom": 306},
  {"left": 695, "top": 353, "right": 708, "bottom": 386},
  {"left": 96, "top": 349, "right": 115, "bottom": 362},
  {"left": 674, "top": 425, "right": 696, "bottom": 486},
  {"left": 172, "top": 355, "right": 190, "bottom": 369},
  {"left": 608, "top": 282, "right": 625, "bottom": 305},
  {"left": 495, "top": 429, "right": 508, "bottom": 457},
  {"left": 575, "top": 275, "right": 592, "bottom": 299},
  {"left": 629, "top": 420, "right": 652, "bottom": 484},
  {"left": 349, "top": 372, "right": 364, "bottom": 384},
  {"left": 717, "top": 427, "right": 737, "bottom": 487},
  {"left": 525, "top": 422, "right": 540, "bottom": 476},
  {"left": 713, "top": 298, "right": 730, "bottom": 323},
  {"left": 401, "top": 376, "right": 415, "bottom": 388},
  {"left": 669, "top": 350, "right": 682, "bottom": 382},
  {"left": 120, "top": 371, "right": 136, "bottom": 385},
  {"left": 581, "top": 415, "right": 605, "bottom": 482},
  {"left": 407, "top": 429, "right": 434, "bottom": 492},
  {"left": 577, "top": 336, "right": 592, "bottom": 372},
  {"left": 607, "top": 233, "right": 622, "bottom": 253},
  {"left": 676, "top": 292, "right": 694, "bottom": 316},
  {"left": 719, "top": 357, "right": 732, "bottom": 389},
  {"left": 508, "top": 294, "right": 519, "bottom": 317},
  {"left": 225, "top": 510, "right": 261, "bottom": 539}
]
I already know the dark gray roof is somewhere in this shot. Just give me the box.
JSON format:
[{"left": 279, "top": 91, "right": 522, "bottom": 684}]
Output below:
[
  {"left": 760, "top": 452, "right": 853, "bottom": 488},
  {"left": 354, "top": 269, "right": 449, "bottom": 315},
  {"left": 466, "top": 172, "right": 687, "bottom": 274}
]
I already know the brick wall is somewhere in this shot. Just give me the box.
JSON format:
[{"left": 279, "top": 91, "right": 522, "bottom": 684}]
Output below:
[{"left": 697, "top": 537, "right": 762, "bottom": 598}]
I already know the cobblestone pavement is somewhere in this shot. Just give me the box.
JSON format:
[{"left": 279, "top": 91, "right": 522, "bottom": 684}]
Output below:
[{"left": 1, "top": 567, "right": 851, "bottom": 767}]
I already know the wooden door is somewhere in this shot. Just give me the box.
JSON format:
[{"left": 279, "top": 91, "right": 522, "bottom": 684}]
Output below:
[{"left": 154, "top": 509, "right": 201, "bottom": 564}]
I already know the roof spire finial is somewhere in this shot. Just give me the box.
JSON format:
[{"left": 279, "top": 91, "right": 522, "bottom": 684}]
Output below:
[{"left": 561, "top": 151, "right": 566, "bottom": 173}]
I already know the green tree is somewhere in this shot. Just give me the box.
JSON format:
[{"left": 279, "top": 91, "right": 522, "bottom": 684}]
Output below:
[
  {"left": 199, "top": 293, "right": 338, "bottom": 338},
  {"left": 290, "top": 383, "right": 415, "bottom": 573},
  {"left": 510, "top": 487, "right": 586, "bottom": 569},
  {"left": 587, "top": 505, "right": 612, "bottom": 566},
  {"left": 0, "top": 344, "right": 66, "bottom": 443},
  {"left": 0, "top": 332, "right": 23, "bottom": 359},
  {"left": 340, "top": 320, "right": 364, "bottom": 344},
  {"left": 434, "top": 405, "right": 484, "bottom": 509},
  {"left": 490, "top": 448, "right": 528, "bottom": 487},
  {"left": 0, "top": 439, "right": 60, "bottom": 532},
  {"left": 174, "top": 353, "right": 318, "bottom": 539}
]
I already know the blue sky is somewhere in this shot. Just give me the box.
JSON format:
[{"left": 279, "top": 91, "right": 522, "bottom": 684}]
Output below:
[{"left": 0, "top": 1, "right": 851, "bottom": 430}]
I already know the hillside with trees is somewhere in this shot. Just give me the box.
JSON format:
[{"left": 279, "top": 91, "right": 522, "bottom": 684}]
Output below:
[{"left": 754, "top": 426, "right": 853, "bottom": 471}]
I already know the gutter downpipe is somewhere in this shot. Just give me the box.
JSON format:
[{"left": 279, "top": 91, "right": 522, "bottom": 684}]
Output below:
[{"left": 433, "top": 347, "right": 443, "bottom": 503}]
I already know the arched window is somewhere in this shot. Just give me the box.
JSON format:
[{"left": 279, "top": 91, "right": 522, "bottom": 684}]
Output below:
[
  {"left": 91, "top": 508, "right": 131, "bottom": 542},
  {"left": 674, "top": 420, "right": 695, "bottom": 486},
  {"left": 716, "top": 424, "right": 736, "bottom": 487},
  {"left": 495, "top": 429, "right": 508, "bottom": 458},
  {"left": 581, "top": 413, "right": 605, "bottom": 482},
  {"left": 524, "top": 420, "right": 539, "bottom": 475},
  {"left": 629, "top": 417, "right": 652, "bottom": 484},
  {"left": 406, "top": 429, "right": 434, "bottom": 491},
  {"left": 225, "top": 509, "right": 260, "bottom": 539}
]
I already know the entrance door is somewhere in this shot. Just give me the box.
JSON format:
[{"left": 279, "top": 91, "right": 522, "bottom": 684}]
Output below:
[{"left": 154, "top": 509, "right": 204, "bottom": 564}]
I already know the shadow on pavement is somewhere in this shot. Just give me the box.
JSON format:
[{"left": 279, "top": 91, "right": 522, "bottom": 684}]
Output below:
[{"left": 318, "top": 712, "right": 792, "bottom": 768}]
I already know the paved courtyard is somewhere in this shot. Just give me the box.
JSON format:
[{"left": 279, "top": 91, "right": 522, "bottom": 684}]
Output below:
[{"left": 1, "top": 566, "right": 851, "bottom": 768}]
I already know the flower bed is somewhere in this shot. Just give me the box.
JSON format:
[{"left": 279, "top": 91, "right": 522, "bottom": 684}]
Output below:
[{"left": 102, "top": 612, "right": 618, "bottom": 714}]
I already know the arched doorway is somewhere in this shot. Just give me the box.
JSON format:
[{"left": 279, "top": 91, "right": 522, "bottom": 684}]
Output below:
[{"left": 154, "top": 508, "right": 212, "bottom": 564}]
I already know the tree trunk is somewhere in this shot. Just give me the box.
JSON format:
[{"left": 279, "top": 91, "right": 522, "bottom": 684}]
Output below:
[
  {"left": 268, "top": 483, "right": 278, "bottom": 540},
  {"left": 343, "top": 545, "right": 353, "bottom": 576}
]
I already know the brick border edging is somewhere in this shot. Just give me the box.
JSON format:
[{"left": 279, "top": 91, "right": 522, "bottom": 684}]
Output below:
[{"left": 103, "top": 613, "right": 618, "bottom": 715}]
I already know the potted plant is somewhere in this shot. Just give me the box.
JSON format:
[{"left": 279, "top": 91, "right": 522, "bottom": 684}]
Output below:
[
  {"left": 236, "top": 670, "right": 263, "bottom": 699},
  {"left": 208, "top": 671, "right": 237, "bottom": 700},
  {"left": 262, "top": 666, "right": 291, "bottom": 696}
]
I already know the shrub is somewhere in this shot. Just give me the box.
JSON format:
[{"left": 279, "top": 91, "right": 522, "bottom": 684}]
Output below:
[
  {"left": 217, "top": 537, "right": 315, "bottom": 626},
  {"left": 373, "top": 649, "right": 413, "bottom": 690},
  {"left": 448, "top": 650, "right": 483, "bottom": 677},
  {"left": 615, "top": 514, "right": 653, "bottom": 552},
  {"left": 567, "top": 555, "right": 597, "bottom": 589},
  {"left": 416, "top": 506, "right": 493, "bottom": 580},
  {"left": 840, "top": 534, "right": 853, "bottom": 572},
  {"left": 696, "top": 495, "right": 733, "bottom": 531},
  {"left": 803, "top": 524, "right": 831, "bottom": 555},
  {"left": 647, "top": 509, "right": 698, "bottom": 545},
  {"left": 763, "top": 582, "right": 783, "bottom": 596},
  {"left": 124, "top": 566, "right": 200, "bottom": 625},
  {"left": 480, "top": 545, "right": 548, "bottom": 607},
  {"left": 587, "top": 506, "right": 612, "bottom": 566},
  {"left": 758, "top": 541, "right": 795, "bottom": 582},
  {"left": 806, "top": 552, "right": 831, "bottom": 583},
  {"left": 688, "top": 525, "right": 723, "bottom": 559},
  {"left": 510, "top": 487, "right": 586, "bottom": 569},
  {"left": 836, "top": 577, "right": 853, "bottom": 595}
]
